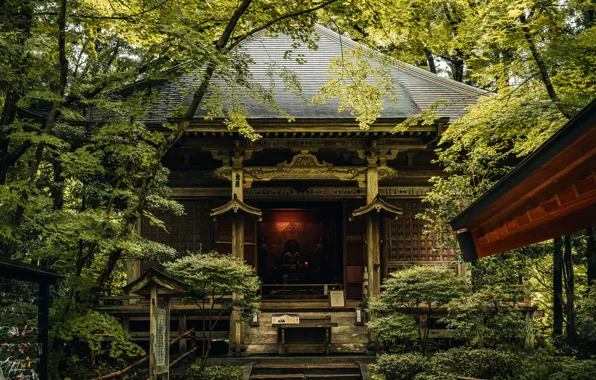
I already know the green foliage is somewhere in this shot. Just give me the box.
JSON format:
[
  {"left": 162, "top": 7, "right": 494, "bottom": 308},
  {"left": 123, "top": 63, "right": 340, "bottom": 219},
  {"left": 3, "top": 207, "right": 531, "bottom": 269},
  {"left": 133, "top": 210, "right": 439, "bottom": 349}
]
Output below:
[
  {"left": 577, "top": 288, "right": 596, "bottom": 354},
  {"left": 443, "top": 286, "right": 527, "bottom": 349},
  {"left": 165, "top": 252, "right": 261, "bottom": 322},
  {"left": 426, "top": 348, "right": 520, "bottom": 380},
  {"left": 184, "top": 364, "right": 244, "bottom": 380},
  {"left": 313, "top": 46, "right": 399, "bottom": 130},
  {"left": 52, "top": 308, "right": 144, "bottom": 359},
  {"left": 166, "top": 252, "right": 260, "bottom": 368},
  {"left": 370, "top": 353, "right": 427, "bottom": 380},
  {"left": 373, "top": 349, "right": 596, "bottom": 380},
  {"left": 517, "top": 351, "right": 596, "bottom": 380},
  {"left": 368, "top": 266, "right": 470, "bottom": 353}
]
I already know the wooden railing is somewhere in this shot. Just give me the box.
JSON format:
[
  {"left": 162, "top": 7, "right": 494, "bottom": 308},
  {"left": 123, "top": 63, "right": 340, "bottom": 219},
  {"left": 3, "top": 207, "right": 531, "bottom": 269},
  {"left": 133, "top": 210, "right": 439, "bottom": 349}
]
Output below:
[{"left": 260, "top": 283, "right": 344, "bottom": 299}]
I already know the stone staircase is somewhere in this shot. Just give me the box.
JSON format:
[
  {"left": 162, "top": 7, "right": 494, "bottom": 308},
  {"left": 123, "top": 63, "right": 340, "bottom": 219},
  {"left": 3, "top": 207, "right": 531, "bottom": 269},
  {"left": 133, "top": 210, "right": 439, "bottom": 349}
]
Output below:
[{"left": 249, "top": 363, "right": 363, "bottom": 380}]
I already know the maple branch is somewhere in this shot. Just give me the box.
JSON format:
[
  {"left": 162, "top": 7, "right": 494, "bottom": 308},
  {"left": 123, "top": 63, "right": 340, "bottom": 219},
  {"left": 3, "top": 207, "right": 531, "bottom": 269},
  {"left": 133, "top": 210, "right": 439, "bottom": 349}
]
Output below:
[{"left": 228, "top": 0, "right": 338, "bottom": 50}]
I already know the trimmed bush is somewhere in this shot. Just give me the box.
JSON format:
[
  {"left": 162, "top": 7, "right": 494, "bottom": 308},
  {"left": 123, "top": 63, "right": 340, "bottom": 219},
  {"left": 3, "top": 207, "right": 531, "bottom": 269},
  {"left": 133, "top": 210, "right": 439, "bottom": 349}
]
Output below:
[
  {"left": 184, "top": 364, "right": 244, "bottom": 380},
  {"left": 427, "top": 348, "right": 520, "bottom": 380},
  {"left": 518, "top": 354, "right": 596, "bottom": 380},
  {"left": 371, "top": 353, "right": 427, "bottom": 380}
]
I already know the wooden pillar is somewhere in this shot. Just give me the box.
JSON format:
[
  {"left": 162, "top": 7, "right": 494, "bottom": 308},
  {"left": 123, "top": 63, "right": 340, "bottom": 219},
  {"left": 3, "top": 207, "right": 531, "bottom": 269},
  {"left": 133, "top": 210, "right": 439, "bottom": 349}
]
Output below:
[
  {"left": 149, "top": 285, "right": 158, "bottom": 380},
  {"left": 366, "top": 159, "right": 381, "bottom": 298},
  {"left": 230, "top": 166, "right": 244, "bottom": 355},
  {"left": 178, "top": 314, "right": 187, "bottom": 354}
]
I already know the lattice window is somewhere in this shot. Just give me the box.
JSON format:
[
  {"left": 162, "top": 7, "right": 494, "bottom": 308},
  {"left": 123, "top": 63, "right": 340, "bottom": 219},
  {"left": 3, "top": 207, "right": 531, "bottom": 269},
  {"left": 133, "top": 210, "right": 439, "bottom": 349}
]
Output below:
[
  {"left": 140, "top": 200, "right": 214, "bottom": 254},
  {"left": 386, "top": 199, "right": 455, "bottom": 265}
]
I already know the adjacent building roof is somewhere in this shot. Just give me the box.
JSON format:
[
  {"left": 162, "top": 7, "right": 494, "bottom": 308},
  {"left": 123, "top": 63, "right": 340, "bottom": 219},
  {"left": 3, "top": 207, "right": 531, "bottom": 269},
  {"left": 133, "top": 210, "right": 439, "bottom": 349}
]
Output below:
[
  {"left": 86, "top": 25, "right": 484, "bottom": 125},
  {"left": 450, "top": 98, "right": 596, "bottom": 261},
  {"left": 0, "top": 258, "right": 62, "bottom": 284}
]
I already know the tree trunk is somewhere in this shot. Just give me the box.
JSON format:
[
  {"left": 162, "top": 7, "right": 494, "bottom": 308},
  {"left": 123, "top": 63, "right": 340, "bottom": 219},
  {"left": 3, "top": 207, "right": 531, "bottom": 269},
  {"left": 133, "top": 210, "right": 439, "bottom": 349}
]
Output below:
[
  {"left": 0, "top": 0, "right": 34, "bottom": 184},
  {"left": 553, "top": 236, "right": 564, "bottom": 336},
  {"left": 426, "top": 50, "right": 437, "bottom": 74},
  {"left": 92, "top": 0, "right": 255, "bottom": 291},
  {"left": 452, "top": 59, "right": 464, "bottom": 82},
  {"left": 13, "top": 0, "right": 69, "bottom": 226},
  {"left": 564, "top": 235, "right": 577, "bottom": 346},
  {"left": 521, "top": 16, "right": 572, "bottom": 119},
  {"left": 586, "top": 227, "right": 596, "bottom": 288}
]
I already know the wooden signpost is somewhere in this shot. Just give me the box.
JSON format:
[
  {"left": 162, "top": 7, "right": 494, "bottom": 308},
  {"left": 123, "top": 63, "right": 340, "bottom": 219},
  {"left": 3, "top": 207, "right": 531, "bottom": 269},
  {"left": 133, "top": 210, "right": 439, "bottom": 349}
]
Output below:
[{"left": 123, "top": 267, "right": 191, "bottom": 380}]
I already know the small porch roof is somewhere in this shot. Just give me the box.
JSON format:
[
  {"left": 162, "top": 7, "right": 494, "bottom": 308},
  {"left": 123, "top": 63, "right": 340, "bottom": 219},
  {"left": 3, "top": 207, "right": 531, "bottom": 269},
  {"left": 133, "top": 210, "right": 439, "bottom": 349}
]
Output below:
[
  {"left": 123, "top": 267, "right": 192, "bottom": 297},
  {"left": 450, "top": 99, "right": 596, "bottom": 261},
  {"left": 210, "top": 195, "right": 263, "bottom": 220},
  {"left": 350, "top": 195, "right": 403, "bottom": 220}
]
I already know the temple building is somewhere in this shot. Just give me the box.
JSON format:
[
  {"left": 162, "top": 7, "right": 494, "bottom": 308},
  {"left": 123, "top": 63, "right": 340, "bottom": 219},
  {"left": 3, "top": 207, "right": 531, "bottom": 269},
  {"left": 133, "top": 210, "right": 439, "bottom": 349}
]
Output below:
[{"left": 99, "top": 25, "right": 484, "bottom": 355}]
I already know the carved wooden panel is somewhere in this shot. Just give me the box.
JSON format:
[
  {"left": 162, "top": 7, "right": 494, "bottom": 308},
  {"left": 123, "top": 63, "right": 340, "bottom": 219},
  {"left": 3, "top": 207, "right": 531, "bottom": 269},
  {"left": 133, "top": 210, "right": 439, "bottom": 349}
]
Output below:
[
  {"left": 385, "top": 199, "right": 455, "bottom": 269},
  {"left": 140, "top": 200, "right": 214, "bottom": 254}
]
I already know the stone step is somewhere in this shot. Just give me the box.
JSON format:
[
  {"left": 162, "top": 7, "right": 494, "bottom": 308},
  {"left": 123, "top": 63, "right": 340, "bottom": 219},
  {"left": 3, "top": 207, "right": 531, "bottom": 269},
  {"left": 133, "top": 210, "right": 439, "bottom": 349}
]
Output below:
[
  {"left": 250, "top": 362, "right": 361, "bottom": 379},
  {"left": 251, "top": 374, "right": 361, "bottom": 380},
  {"left": 252, "top": 363, "right": 359, "bottom": 375}
]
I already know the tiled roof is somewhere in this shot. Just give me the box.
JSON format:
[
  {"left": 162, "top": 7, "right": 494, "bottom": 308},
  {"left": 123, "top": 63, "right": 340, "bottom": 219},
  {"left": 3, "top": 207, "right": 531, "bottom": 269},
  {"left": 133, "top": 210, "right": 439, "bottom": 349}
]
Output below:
[{"left": 87, "top": 25, "right": 485, "bottom": 124}]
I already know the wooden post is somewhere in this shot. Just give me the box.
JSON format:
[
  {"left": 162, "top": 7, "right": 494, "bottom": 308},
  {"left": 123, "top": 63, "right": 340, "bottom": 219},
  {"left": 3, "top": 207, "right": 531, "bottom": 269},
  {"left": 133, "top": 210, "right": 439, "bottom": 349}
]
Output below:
[
  {"left": 149, "top": 285, "right": 158, "bottom": 380},
  {"left": 178, "top": 314, "right": 187, "bottom": 354},
  {"left": 190, "top": 329, "right": 196, "bottom": 363},
  {"left": 230, "top": 166, "right": 245, "bottom": 355},
  {"left": 365, "top": 158, "right": 381, "bottom": 298},
  {"left": 149, "top": 285, "right": 170, "bottom": 379}
]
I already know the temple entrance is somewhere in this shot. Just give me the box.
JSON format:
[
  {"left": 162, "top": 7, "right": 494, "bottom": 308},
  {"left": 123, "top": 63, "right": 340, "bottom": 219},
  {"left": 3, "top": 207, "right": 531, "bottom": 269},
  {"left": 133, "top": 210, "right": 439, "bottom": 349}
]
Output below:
[{"left": 256, "top": 201, "right": 344, "bottom": 299}]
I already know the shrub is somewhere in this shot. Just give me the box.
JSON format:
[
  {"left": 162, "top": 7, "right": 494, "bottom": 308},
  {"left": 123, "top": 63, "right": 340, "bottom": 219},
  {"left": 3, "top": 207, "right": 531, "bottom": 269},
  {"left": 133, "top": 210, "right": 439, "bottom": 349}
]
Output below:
[
  {"left": 427, "top": 348, "right": 520, "bottom": 380},
  {"left": 371, "top": 353, "right": 427, "bottom": 380},
  {"left": 518, "top": 353, "right": 596, "bottom": 380},
  {"left": 184, "top": 364, "right": 244, "bottom": 380}
]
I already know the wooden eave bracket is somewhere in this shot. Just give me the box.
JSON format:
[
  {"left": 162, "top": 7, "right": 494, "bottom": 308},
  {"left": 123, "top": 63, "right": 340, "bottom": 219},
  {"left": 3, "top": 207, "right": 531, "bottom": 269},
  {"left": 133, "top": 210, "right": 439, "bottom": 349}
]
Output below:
[
  {"left": 350, "top": 195, "right": 403, "bottom": 221},
  {"left": 210, "top": 195, "right": 263, "bottom": 221}
]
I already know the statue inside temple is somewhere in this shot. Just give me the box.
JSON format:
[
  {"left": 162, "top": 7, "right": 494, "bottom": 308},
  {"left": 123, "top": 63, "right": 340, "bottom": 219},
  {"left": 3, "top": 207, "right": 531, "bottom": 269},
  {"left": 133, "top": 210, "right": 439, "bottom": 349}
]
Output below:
[
  {"left": 282, "top": 239, "right": 302, "bottom": 269},
  {"left": 257, "top": 235, "right": 269, "bottom": 282}
]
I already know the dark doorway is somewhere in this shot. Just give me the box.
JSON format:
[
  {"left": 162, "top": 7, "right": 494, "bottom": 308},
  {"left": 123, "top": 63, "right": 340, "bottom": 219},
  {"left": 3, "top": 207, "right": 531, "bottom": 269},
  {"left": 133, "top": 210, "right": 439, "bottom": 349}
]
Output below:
[{"left": 256, "top": 201, "right": 343, "bottom": 296}]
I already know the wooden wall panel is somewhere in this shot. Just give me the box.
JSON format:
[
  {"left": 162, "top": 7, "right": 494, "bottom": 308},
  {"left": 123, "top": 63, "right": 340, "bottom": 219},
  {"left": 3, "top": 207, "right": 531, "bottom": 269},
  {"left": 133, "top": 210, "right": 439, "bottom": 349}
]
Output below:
[
  {"left": 385, "top": 199, "right": 455, "bottom": 272},
  {"left": 140, "top": 200, "right": 214, "bottom": 253},
  {"left": 344, "top": 201, "right": 366, "bottom": 300}
]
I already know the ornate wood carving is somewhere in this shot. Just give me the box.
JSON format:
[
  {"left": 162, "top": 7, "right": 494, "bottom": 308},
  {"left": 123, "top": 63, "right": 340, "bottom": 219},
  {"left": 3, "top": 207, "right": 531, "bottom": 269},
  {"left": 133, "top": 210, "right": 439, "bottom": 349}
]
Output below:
[
  {"left": 171, "top": 186, "right": 431, "bottom": 198},
  {"left": 279, "top": 150, "right": 331, "bottom": 168},
  {"left": 214, "top": 150, "right": 367, "bottom": 185}
]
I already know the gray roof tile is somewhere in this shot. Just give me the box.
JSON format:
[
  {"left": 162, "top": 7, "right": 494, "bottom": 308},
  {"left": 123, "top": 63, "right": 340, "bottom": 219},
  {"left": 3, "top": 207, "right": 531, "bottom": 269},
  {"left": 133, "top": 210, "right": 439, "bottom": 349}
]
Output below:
[{"left": 88, "top": 25, "right": 484, "bottom": 124}]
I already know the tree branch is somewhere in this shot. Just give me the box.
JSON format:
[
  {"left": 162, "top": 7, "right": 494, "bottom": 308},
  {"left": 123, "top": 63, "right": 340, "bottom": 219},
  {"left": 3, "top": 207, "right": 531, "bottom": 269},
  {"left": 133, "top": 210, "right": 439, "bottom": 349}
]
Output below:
[{"left": 228, "top": 0, "right": 338, "bottom": 50}]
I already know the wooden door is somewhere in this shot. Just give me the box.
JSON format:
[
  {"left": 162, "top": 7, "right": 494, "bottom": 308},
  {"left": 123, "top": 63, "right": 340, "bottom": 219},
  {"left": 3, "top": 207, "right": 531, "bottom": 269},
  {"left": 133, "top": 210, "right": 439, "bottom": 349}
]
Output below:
[{"left": 344, "top": 200, "right": 367, "bottom": 300}]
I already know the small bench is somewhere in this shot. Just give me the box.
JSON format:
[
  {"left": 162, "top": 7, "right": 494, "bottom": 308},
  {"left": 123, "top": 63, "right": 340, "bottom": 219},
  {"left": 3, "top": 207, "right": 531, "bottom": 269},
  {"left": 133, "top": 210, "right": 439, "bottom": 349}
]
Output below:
[{"left": 272, "top": 317, "right": 338, "bottom": 355}]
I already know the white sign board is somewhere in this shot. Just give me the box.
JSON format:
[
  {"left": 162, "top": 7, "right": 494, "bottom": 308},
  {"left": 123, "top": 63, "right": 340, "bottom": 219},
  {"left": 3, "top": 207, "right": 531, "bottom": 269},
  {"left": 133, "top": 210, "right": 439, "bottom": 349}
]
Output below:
[{"left": 156, "top": 307, "right": 168, "bottom": 367}]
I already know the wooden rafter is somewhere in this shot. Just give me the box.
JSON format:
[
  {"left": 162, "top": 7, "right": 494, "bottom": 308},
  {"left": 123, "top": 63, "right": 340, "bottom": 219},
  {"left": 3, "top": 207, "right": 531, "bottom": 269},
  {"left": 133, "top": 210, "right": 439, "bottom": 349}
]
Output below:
[{"left": 451, "top": 98, "right": 596, "bottom": 261}]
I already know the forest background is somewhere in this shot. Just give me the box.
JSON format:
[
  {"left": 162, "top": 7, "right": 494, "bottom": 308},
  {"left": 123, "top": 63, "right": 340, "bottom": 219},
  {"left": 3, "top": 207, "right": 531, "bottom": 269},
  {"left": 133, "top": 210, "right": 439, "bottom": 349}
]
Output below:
[{"left": 0, "top": 0, "right": 595, "bottom": 378}]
